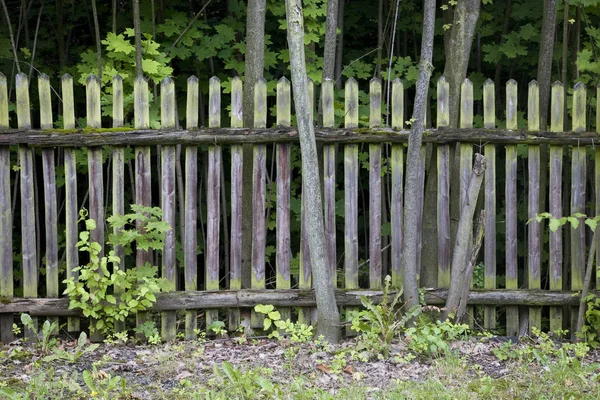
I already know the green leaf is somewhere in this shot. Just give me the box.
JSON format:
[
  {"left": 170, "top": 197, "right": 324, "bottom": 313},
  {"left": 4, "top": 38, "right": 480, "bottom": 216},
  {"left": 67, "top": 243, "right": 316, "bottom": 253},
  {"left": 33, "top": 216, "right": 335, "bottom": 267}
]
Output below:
[
  {"left": 263, "top": 318, "right": 272, "bottom": 331},
  {"left": 549, "top": 218, "right": 561, "bottom": 232},
  {"left": 105, "top": 294, "right": 117, "bottom": 304}
]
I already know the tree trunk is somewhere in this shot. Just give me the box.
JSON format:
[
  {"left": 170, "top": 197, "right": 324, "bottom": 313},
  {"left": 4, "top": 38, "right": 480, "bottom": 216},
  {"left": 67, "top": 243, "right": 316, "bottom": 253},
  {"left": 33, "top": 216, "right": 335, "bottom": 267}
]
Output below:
[
  {"left": 443, "top": 0, "right": 481, "bottom": 129},
  {"left": 537, "top": 0, "right": 556, "bottom": 131},
  {"left": 443, "top": 154, "right": 486, "bottom": 321},
  {"left": 90, "top": 0, "right": 102, "bottom": 78},
  {"left": 561, "top": 0, "right": 569, "bottom": 130},
  {"left": 375, "top": 0, "right": 383, "bottom": 79},
  {"left": 1, "top": 0, "right": 21, "bottom": 73},
  {"left": 401, "top": 0, "right": 436, "bottom": 311},
  {"left": 286, "top": 0, "right": 340, "bottom": 343},
  {"left": 242, "top": 0, "right": 266, "bottom": 289},
  {"left": 334, "top": 0, "right": 345, "bottom": 90},
  {"left": 133, "top": 0, "right": 143, "bottom": 77}
]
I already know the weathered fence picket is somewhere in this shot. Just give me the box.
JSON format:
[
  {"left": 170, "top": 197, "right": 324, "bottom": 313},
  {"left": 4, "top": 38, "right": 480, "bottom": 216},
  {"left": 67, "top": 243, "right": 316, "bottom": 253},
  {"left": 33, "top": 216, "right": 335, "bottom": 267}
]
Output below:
[
  {"left": 505, "top": 79, "right": 519, "bottom": 336},
  {"left": 185, "top": 76, "right": 199, "bottom": 339},
  {"left": 1, "top": 72, "right": 600, "bottom": 343},
  {"left": 134, "top": 75, "right": 152, "bottom": 333},
  {"left": 437, "top": 77, "right": 450, "bottom": 290},
  {"left": 549, "top": 81, "right": 564, "bottom": 333},
  {"left": 0, "top": 73, "right": 12, "bottom": 343},
  {"left": 571, "top": 83, "right": 587, "bottom": 335},
  {"left": 483, "top": 79, "right": 496, "bottom": 330},
  {"left": 112, "top": 74, "right": 125, "bottom": 333},
  {"left": 276, "top": 77, "right": 292, "bottom": 323}
]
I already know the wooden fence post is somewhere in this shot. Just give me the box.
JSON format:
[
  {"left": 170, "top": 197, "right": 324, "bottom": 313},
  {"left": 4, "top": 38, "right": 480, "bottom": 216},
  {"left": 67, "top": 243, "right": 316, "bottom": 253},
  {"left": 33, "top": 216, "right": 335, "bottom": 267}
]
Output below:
[
  {"left": 322, "top": 78, "right": 336, "bottom": 286},
  {"left": 134, "top": 75, "right": 152, "bottom": 336},
  {"left": 571, "top": 82, "right": 587, "bottom": 337},
  {"left": 276, "top": 77, "right": 292, "bottom": 323},
  {"left": 16, "top": 72, "right": 38, "bottom": 340},
  {"left": 0, "top": 72, "right": 13, "bottom": 343},
  {"left": 369, "top": 77, "right": 382, "bottom": 289},
  {"left": 437, "top": 76, "right": 450, "bottom": 289},
  {"left": 527, "top": 80, "right": 542, "bottom": 334},
  {"left": 390, "top": 78, "right": 404, "bottom": 288},
  {"left": 549, "top": 80, "right": 564, "bottom": 334},
  {"left": 185, "top": 75, "right": 199, "bottom": 339},
  {"left": 229, "top": 76, "right": 243, "bottom": 330},
  {"left": 483, "top": 79, "right": 496, "bottom": 330},
  {"left": 160, "top": 77, "right": 177, "bottom": 341},
  {"left": 250, "top": 78, "right": 267, "bottom": 329},
  {"left": 39, "top": 74, "right": 58, "bottom": 333},
  {"left": 505, "top": 79, "right": 519, "bottom": 336},
  {"left": 112, "top": 74, "right": 125, "bottom": 333}
]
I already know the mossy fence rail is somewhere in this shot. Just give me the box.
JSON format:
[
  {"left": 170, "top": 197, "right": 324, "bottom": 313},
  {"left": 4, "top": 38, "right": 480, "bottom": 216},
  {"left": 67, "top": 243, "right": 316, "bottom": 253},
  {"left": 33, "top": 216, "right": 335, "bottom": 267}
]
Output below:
[{"left": 0, "top": 71, "right": 599, "bottom": 343}]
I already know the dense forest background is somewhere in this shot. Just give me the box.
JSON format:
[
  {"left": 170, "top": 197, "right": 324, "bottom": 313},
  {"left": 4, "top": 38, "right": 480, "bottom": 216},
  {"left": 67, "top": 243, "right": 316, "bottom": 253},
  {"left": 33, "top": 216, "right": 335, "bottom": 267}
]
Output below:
[{"left": 1, "top": 0, "right": 599, "bottom": 129}]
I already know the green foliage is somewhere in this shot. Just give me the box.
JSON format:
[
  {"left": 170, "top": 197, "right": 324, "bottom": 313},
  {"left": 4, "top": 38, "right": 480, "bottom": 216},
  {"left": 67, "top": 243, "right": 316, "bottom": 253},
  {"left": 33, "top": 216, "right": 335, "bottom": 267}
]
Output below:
[
  {"left": 254, "top": 304, "right": 313, "bottom": 342},
  {"left": 63, "top": 206, "right": 170, "bottom": 336},
  {"left": 20, "top": 313, "right": 58, "bottom": 355},
  {"left": 133, "top": 320, "right": 162, "bottom": 345},
  {"left": 404, "top": 318, "right": 469, "bottom": 357},
  {"left": 580, "top": 294, "right": 600, "bottom": 348},
  {"left": 493, "top": 327, "right": 590, "bottom": 367},
  {"left": 42, "top": 331, "right": 100, "bottom": 363},
  {"left": 81, "top": 367, "right": 129, "bottom": 400},
  {"left": 208, "top": 362, "right": 280, "bottom": 399},
  {"left": 349, "top": 275, "right": 421, "bottom": 358}
]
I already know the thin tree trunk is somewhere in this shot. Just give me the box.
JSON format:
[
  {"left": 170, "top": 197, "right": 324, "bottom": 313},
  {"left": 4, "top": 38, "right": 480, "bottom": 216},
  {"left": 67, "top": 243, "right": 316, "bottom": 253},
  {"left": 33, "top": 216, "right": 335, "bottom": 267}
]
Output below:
[
  {"left": 561, "top": 0, "right": 569, "bottom": 130},
  {"left": 1, "top": 0, "right": 21, "bottom": 73},
  {"left": 28, "top": 1, "right": 44, "bottom": 79},
  {"left": 334, "top": 0, "right": 345, "bottom": 89},
  {"left": 133, "top": 0, "right": 143, "bottom": 77},
  {"left": 90, "top": 0, "right": 102, "bottom": 78},
  {"left": 401, "top": 0, "right": 436, "bottom": 311},
  {"left": 112, "top": 0, "right": 117, "bottom": 33},
  {"left": 318, "top": 0, "right": 338, "bottom": 125},
  {"left": 286, "top": 0, "right": 340, "bottom": 343},
  {"left": 375, "top": 0, "right": 383, "bottom": 79},
  {"left": 538, "top": 0, "right": 556, "bottom": 131},
  {"left": 443, "top": 154, "right": 486, "bottom": 321},
  {"left": 242, "top": 0, "right": 266, "bottom": 289}
]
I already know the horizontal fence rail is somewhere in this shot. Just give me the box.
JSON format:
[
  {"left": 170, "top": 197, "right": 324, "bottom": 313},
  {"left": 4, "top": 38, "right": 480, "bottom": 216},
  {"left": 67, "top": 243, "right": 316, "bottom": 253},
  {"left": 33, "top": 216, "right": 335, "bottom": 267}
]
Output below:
[{"left": 0, "top": 72, "right": 599, "bottom": 342}]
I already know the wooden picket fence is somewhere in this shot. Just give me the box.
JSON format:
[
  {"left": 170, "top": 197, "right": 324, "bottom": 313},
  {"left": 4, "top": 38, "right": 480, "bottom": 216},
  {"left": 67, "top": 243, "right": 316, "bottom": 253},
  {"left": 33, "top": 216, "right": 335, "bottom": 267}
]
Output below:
[{"left": 0, "top": 71, "right": 599, "bottom": 343}]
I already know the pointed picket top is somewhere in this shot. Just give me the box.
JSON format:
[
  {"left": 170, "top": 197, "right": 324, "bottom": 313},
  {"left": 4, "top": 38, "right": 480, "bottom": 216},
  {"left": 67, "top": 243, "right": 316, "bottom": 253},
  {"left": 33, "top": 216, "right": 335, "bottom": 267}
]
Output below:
[
  {"left": 86, "top": 74, "right": 101, "bottom": 129},
  {"left": 160, "top": 77, "right": 176, "bottom": 129},
  {"left": 187, "top": 75, "right": 199, "bottom": 129},
  {"left": 460, "top": 78, "right": 473, "bottom": 129},
  {"left": 506, "top": 79, "right": 518, "bottom": 130},
  {"left": 483, "top": 79, "right": 495, "bottom": 129},
  {"left": 254, "top": 77, "right": 267, "bottom": 129},
  {"left": 277, "top": 76, "right": 291, "bottom": 128},
  {"left": 437, "top": 76, "right": 449, "bottom": 128},
  {"left": 134, "top": 75, "right": 150, "bottom": 129},
  {"left": 61, "top": 74, "right": 75, "bottom": 130},
  {"left": 345, "top": 77, "right": 359, "bottom": 128},
  {"left": 391, "top": 78, "right": 403, "bottom": 129},
  {"left": 16, "top": 73, "right": 31, "bottom": 129},
  {"left": 572, "top": 82, "right": 586, "bottom": 133},
  {"left": 321, "top": 78, "right": 334, "bottom": 128},
  {"left": 207, "top": 76, "right": 220, "bottom": 129},
  {"left": 550, "top": 81, "right": 564, "bottom": 133},
  {"left": 112, "top": 75, "right": 124, "bottom": 128},
  {"left": 38, "top": 74, "right": 53, "bottom": 130},
  {"left": 527, "top": 80, "right": 539, "bottom": 132},
  {"left": 231, "top": 76, "right": 243, "bottom": 128},
  {"left": 369, "top": 77, "right": 382, "bottom": 128},
  {"left": 0, "top": 73, "right": 8, "bottom": 129}
]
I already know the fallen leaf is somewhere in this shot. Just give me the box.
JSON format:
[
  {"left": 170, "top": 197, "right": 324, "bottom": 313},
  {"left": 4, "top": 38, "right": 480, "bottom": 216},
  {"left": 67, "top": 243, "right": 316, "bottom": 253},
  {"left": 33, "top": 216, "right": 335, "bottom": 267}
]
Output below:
[
  {"left": 316, "top": 364, "right": 331, "bottom": 374},
  {"left": 342, "top": 366, "right": 354, "bottom": 375}
]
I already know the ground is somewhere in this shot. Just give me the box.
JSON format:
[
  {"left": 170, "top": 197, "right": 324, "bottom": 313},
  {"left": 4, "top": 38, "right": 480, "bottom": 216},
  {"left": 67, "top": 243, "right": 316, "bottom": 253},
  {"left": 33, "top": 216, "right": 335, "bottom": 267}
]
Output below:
[{"left": 1, "top": 332, "right": 599, "bottom": 399}]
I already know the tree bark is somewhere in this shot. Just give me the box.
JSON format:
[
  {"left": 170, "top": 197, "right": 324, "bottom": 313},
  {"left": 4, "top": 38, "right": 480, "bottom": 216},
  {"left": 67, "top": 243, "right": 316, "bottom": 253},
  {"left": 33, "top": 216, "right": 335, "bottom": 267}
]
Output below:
[
  {"left": 133, "top": 0, "right": 143, "bottom": 77},
  {"left": 401, "top": 0, "right": 436, "bottom": 311},
  {"left": 334, "top": 0, "right": 345, "bottom": 89},
  {"left": 538, "top": 0, "right": 557, "bottom": 131},
  {"left": 1, "top": 0, "right": 21, "bottom": 73},
  {"left": 443, "top": 154, "right": 486, "bottom": 321},
  {"left": 286, "top": 0, "right": 340, "bottom": 343},
  {"left": 443, "top": 0, "right": 481, "bottom": 129},
  {"left": 90, "top": 0, "right": 102, "bottom": 78},
  {"left": 242, "top": 0, "right": 266, "bottom": 289},
  {"left": 561, "top": 0, "right": 569, "bottom": 130}
]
